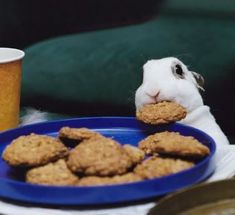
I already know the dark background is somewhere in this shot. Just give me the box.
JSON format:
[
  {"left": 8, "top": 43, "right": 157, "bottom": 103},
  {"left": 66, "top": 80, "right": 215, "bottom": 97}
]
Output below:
[{"left": 0, "top": 0, "right": 162, "bottom": 49}]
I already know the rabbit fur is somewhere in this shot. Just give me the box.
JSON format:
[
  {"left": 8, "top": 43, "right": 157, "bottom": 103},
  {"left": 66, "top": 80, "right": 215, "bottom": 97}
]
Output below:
[
  {"left": 135, "top": 57, "right": 229, "bottom": 147},
  {"left": 20, "top": 108, "right": 48, "bottom": 126}
]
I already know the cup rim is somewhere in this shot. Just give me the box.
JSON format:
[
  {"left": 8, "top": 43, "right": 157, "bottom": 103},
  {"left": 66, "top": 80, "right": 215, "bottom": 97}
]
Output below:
[{"left": 0, "top": 48, "right": 25, "bottom": 64}]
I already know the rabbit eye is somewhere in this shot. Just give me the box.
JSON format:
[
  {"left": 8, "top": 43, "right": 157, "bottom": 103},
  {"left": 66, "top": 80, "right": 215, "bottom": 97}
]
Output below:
[{"left": 173, "top": 64, "right": 184, "bottom": 79}]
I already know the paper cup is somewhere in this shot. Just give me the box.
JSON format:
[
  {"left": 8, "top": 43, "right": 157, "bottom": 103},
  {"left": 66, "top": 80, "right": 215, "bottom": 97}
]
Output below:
[{"left": 0, "top": 48, "right": 25, "bottom": 131}]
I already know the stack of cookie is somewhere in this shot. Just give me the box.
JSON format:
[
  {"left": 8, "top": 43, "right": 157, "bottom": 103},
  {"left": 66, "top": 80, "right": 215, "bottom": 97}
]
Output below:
[
  {"left": 2, "top": 127, "right": 145, "bottom": 186},
  {"left": 134, "top": 101, "right": 209, "bottom": 179},
  {"left": 1, "top": 124, "right": 210, "bottom": 186},
  {"left": 1, "top": 101, "right": 210, "bottom": 187}
]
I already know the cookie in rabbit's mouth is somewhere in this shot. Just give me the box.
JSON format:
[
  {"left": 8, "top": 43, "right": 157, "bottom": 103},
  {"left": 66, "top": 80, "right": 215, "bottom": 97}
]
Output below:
[{"left": 136, "top": 101, "right": 187, "bottom": 125}]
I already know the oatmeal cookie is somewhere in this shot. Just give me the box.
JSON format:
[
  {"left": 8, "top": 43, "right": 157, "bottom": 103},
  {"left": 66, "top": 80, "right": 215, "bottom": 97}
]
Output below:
[
  {"left": 67, "top": 138, "right": 133, "bottom": 176},
  {"left": 139, "top": 131, "right": 210, "bottom": 158},
  {"left": 123, "top": 144, "right": 145, "bottom": 164},
  {"left": 78, "top": 176, "right": 111, "bottom": 186},
  {"left": 134, "top": 156, "right": 194, "bottom": 179},
  {"left": 78, "top": 173, "right": 142, "bottom": 186},
  {"left": 26, "top": 159, "right": 79, "bottom": 186},
  {"left": 2, "top": 133, "right": 69, "bottom": 167},
  {"left": 59, "top": 127, "right": 103, "bottom": 142},
  {"left": 136, "top": 101, "right": 187, "bottom": 125}
]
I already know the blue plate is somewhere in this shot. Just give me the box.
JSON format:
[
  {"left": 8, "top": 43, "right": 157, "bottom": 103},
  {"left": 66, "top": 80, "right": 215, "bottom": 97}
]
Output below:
[{"left": 0, "top": 117, "right": 216, "bottom": 206}]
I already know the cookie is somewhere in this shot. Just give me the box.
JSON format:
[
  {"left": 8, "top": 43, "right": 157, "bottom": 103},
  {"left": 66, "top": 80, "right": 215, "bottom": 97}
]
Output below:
[
  {"left": 139, "top": 131, "right": 210, "bottom": 158},
  {"left": 26, "top": 159, "right": 79, "bottom": 186},
  {"left": 59, "top": 127, "right": 103, "bottom": 141},
  {"left": 123, "top": 144, "right": 145, "bottom": 164},
  {"left": 2, "top": 133, "right": 69, "bottom": 167},
  {"left": 78, "top": 176, "right": 111, "bottom": 186},
  {"left": 134, "top": 156, "right": 194, "bottom": 179},
  {"left": 67, "top": 138, "right": 133, "bottom": 176},
  {"left": 78, "top": 173, "right": 142, "bottom": 186},
  {"left": 136, "top": 101, "right": 187, "bottom": 125}
]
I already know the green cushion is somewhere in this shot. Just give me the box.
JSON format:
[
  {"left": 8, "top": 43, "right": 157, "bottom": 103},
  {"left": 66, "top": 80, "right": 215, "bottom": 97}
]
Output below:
[
  {"left": 163, "top": 0, "right": 235, "bottom": 15},
  {"left": 22, "top": 14, "right": 235, "bottom": 136}
]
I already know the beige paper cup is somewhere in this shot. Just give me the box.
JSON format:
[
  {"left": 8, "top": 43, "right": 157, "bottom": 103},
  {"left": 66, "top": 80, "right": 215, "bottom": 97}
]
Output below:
[{"left": 0, "top": 48, "right": 25, "bottom": 131}]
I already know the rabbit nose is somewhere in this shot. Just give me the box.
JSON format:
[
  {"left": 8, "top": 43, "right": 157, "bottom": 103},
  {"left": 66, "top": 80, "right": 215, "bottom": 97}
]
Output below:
[
  {"left": 154, "top": 91, "right": 161, "bottom": 102},
  {"left": 146, "top": 91, "right": 160, "bottom": 103},
  {"left": 155, "top": 91, "right": 160, "bottom": 99}
]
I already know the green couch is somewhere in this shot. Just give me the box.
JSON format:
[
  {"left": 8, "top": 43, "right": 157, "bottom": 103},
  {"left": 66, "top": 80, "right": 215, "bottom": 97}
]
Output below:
[{"left": 6, "top": 0, "right": 235, "bottom": 142}]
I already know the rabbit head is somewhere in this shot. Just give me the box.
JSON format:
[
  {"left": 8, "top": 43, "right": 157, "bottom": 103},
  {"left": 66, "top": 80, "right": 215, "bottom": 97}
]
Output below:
[{"left": 135, "top": 57, "right": 204, "bottom": 113}]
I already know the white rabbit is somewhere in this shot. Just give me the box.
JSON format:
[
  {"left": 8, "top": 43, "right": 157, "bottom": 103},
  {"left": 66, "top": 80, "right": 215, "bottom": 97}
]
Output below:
[{"left": 135, "top": 57, "right": 230, "bottom": 147}]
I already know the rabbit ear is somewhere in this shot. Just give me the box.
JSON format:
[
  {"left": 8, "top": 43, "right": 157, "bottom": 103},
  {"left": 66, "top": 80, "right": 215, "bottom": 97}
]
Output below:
[{"left": 192, "top": 71, "right": 205, "bottom": 91}]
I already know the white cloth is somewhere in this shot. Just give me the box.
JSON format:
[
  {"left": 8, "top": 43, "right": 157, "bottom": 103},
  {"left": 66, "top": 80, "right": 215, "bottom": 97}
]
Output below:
[
  {"left": 206, "top": 144, "right": 235, "bottom": 182},
  {"left": 1, "top": 145, "right": 235, "bottom": 215},
  {"left": 0, "top": 201, "right": 155, "bottom": 215}
]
